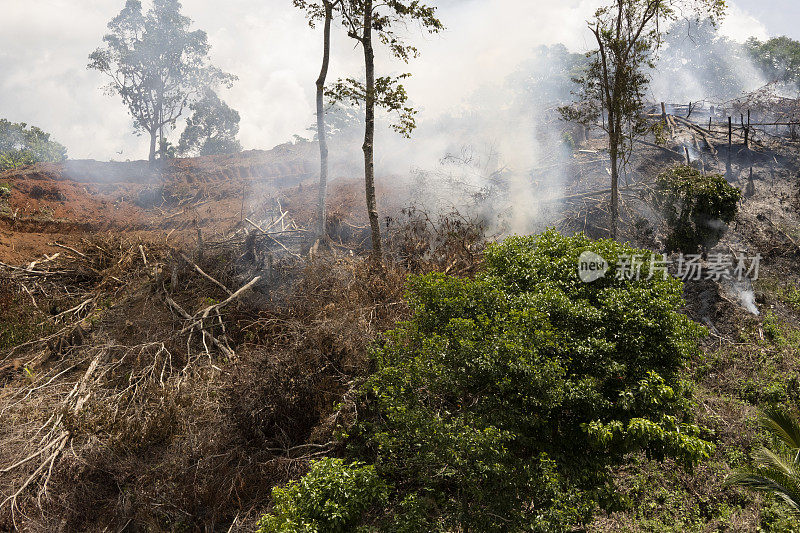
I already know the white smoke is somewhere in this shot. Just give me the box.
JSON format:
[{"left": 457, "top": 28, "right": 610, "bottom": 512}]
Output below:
[
  {"left": 650, "top": 18, "right": 769, "bottom": 104},
  {"left": 726, "top": 278, "right": 760, "bottom": 315},
  {"left": 739, "top": 288, "right": 759, "bottom": 315},
  {"left": 0, "top": 0, "right": 790, "bottom": 160}
]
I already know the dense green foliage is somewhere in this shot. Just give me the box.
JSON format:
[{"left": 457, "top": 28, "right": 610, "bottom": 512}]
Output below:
[
  {"left": 256, "top": 458, "right": 388, "bottom": 533},
  {"left": 654, "top": 166, "right": 741, "bottom": 253},
  {"left": 747, "top": 36, "right": 800, "bottom": 89},
  {"left": 0, "top": 119, "right": 67, "bottom": 171},
  {"left": 178, "top": 89, "right": 242, "bottom": 156},
  {"left": 263, "top": 231, "right": 714, "bottom": 531},
  {"left": 727, "top": 407, "right": 800, "bottom": 516}
]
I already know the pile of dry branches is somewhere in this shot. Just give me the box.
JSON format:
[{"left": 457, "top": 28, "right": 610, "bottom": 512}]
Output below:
[{"left": 0, "top": 206, "right": 486, "bottom": 530}]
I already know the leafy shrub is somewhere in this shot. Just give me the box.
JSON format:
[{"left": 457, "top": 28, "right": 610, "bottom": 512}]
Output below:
[
  {"left": 346, "top": 230, "right": 713, "bottom": 531},
  {"left": 257, "top": 458, "right": 388, "bottom": 533},
  {"left": 653, "top": 165, "right": 741, "bottom": 253},
  {"left": 651, "top": 120, "right": 668, "bottom": 145}
]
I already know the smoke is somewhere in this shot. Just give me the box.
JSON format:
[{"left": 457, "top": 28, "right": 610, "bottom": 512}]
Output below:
[
  {"left": 728, "top": 279, "right": 760, "bottom": 315},
  {"left": 650, "top": 18, "right": 768, "bottom": 104},
  {"left": 0, "top": 0, "right": 790, "bottom": 162},
  {"left": 339, "top": 43, "right": 585, "bottom": 235},
  {"left": 740, "top": 289, "right": 759, "bottom": 315}
]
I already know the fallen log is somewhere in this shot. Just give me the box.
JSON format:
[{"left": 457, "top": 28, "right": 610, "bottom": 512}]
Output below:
[
  {"left": 672, "top": 115, "right": 718, "bottom": 155},
  {"left": 633, "top": 138, "right": 683, "bottom": 157}
]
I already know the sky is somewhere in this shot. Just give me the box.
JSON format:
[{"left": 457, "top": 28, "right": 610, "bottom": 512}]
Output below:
[{"left": 0, "top": 0, "right": 790, "bottom": 161}]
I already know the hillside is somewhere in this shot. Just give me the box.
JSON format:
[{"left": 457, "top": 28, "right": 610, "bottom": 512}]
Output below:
[{"left": 0, "top": 122, "right": 799, "bottom": 531}]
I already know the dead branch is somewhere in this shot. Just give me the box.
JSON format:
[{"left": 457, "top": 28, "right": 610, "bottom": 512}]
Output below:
[
  {"left": 633, "top": 138, "right": 682, "bottom": 157},
  {"left": 49, "top": 242, "right": 86, "bottom": 259},
  {"left": 244, "top": 218, "right": 303, "bottom": 260},
  {"left": 195, "top": 276, "right": 262, "bottom": 319},
  {"left": 177, "top": 252, "right": 234, "bottom": 296},
  {"left": 164, "top": 293, "right": 236, "bottom": 359}
]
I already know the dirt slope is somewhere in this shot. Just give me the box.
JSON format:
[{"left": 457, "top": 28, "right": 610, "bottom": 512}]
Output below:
[{"left": 0, "top": 144, "right": 320, "bottom": 262}]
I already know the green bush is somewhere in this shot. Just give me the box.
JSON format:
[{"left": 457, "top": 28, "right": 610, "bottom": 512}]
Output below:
[
  {"left": 651, "top": 120, "right": 668, "bottom": 146},
  {"left": 653, "top": 165, "right": 741, "bottom": 253},
  {"left": 345, "top": 230, "right": 713, "bottom": 531},
  {"left": 0, "top": 119, "right": 67, "bottom": 170},
  {"left": 257, "top": 458, "right": 388, "bottom": 533}
]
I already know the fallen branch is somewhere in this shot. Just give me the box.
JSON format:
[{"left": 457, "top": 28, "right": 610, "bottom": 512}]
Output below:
[
  {"left": 49, "top": 242, "right": 87, "bottom": 259},
  {"left": 541, "top": 186, "right": 645, "bottom": 204},
  {"left": 244, "top": 218, "right": 303, "bottom": 260},
  {"left": 195, "top": 276, "right": 262, "bottom": 319},
  {"left": 164, "top": 293, "right": 236, "bottom": 358},
  {"left": 0, "top": 432, "right": 68, "bottom": 513},
  {"left": 178, "top": 252, "right": 233, "bottom": 296},
  {"left": 672, "top": 115, "right": 718, "bottom": 155},
  {"left": 633, "top": 138, "right": 683, "bottom": 157}
]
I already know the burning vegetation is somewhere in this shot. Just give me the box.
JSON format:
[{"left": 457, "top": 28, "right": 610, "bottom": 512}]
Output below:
[{"left": 3, "top": 0, "right": 800, "bottom": 531}]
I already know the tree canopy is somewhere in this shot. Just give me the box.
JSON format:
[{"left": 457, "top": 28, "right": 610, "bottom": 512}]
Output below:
[
  {"left": 88, "top": 0, "right": 235, "bottom": 163},
  {"left": 657, "top": 18, "right": 756, "bottom": 101},
  {"left": 507, "top": 44, "right": 588, "bottom": 109},
  {"left": 177, "top": 89, "right": 242, "bottom": 156},
  {"left": 0, "top": 120, "right": 67, "bottom": 171},
  {"left": 747, "top": 36, "right": 800, "bottom": 90}
]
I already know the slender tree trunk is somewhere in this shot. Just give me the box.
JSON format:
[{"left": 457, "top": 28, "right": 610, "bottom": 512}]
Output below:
[
  {"left": 362, "top": 0, "right": 381, "bottom": 258},
  {"left": 608, "top": 56, "right": 625, "bottom": 240},
  {"left": 157, "top": 99, "right": 165, "bottom": 160},
  {"left": 608, "top": 103, "right": 619, "bottom": 239},
  {"left": 609, "top": 137, "right": 619, "bottom": 239},
  {"left": 148, "top": 129, "right": 157, "bottom": 164},
  {"left": 315, "top": 0, "right": 334, "bottom": 239}
]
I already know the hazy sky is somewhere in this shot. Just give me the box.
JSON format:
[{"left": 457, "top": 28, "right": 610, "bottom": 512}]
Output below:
[{"left": 0, "top": 0, "right": 788, "bottom": 160}]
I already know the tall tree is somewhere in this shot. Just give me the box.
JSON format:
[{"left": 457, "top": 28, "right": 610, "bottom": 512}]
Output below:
[
  {"left": 329, "top": 0, "right": 443, "bottom": 258},
  {"left": 177, "top": 88, "right": 242, "bottom": 156},
  {"left": 88, "top": 0, "right": 235, "bottom": 164},
  {"left": 294, "top": 0, "right": 343, "bottom": 241},
  {"left": 561, "top": 0, "right": 724, "bottom": 238},
  {"left": 747, "top": 36, "right": 800, "bottom": 90}
]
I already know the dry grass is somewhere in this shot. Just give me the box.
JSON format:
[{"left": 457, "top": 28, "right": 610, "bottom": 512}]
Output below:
[{"left": 0, "top": 209, "right": 484, "bottom": 531}]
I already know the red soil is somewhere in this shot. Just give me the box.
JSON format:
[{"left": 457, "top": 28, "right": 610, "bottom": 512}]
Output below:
[
  {"left": 0, "top": 145, "right": 316, "bottom": 262},
  {"left": 0, "top": 143, "right": 397, "bottom": 263}
]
